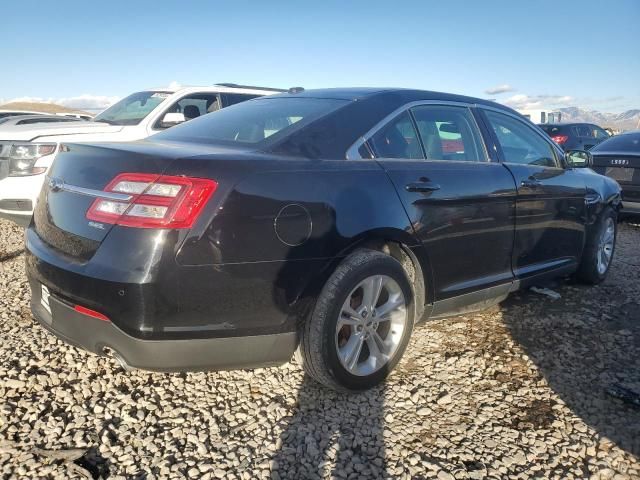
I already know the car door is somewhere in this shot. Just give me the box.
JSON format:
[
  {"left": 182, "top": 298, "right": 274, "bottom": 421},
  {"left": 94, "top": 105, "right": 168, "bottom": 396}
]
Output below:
[
  {"left": 366, "top": 104, "right": 517, "bottom": 304},
  {"left": 480, "top": 108, "right": 586, "bottom": 280}
]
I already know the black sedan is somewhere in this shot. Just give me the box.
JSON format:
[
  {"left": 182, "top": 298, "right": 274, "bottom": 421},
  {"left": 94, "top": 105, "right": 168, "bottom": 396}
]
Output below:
[
  {"left": 591, "top": 131, "right": 640, "bottom": 215},
  {"left": 25, "top": 88, "right": 621, "bottom": 391},
  {"left": 539, "top": 122, "right": 611, "bottom": 151}
]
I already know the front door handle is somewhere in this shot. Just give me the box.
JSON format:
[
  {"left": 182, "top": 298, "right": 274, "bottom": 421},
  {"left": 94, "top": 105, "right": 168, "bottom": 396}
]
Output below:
[
  {"left": 405, "top": 182, "right": 441, "bottom": 193},
  {"left": 521, "top": 178, "right": 541, "bottom": 189}
]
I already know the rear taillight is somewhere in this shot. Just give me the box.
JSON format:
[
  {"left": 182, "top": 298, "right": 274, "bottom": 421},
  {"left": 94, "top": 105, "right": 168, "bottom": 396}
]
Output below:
[
  {"left": 551, "top": 135, "right": 569, "bottom": 145},
  {"left": 86, "top": 173, "right": 217, "bottom": 229}
]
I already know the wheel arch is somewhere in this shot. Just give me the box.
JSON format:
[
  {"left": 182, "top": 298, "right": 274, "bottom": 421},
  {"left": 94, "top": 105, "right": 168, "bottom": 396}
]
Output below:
[{"left": 293, "top": 227, "right": 433, "bottom": 327}]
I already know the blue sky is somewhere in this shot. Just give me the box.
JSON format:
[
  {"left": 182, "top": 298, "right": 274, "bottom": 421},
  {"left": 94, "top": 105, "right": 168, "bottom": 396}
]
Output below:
[{"left": 1, "top": 0, "right": 639, "bottom": 112}]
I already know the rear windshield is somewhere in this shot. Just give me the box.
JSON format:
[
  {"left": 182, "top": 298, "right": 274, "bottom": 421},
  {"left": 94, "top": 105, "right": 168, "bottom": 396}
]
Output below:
[
  {"left": 539, "top": 125, "right": 566, "bottom": 135},
  {"left": 154, "top": 97, "right": 349, "bottom": 146},
  {"left": 592, "top": 133, "right": 640, "bottom": 153}
]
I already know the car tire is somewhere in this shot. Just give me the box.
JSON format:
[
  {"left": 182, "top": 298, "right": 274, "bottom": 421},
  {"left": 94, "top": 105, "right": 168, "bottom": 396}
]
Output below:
[
  {"left": 575, "top": 207, "right": 617, "bottom": 284},
  {"left": 295, "top": 249, "right": 415, "bottom": 391}
]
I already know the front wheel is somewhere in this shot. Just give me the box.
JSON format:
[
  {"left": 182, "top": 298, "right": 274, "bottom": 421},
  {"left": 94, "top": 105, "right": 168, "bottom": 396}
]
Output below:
[
  {"left": 296, "top": 250, "right": 414, "bottom": 391},
  {"left": 575, "top": 207, "right": 617, "bottom": 284}
]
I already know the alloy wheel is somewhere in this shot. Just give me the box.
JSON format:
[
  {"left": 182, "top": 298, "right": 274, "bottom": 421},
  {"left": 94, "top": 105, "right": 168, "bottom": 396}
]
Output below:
[
  {"left": 335, "top": 275, "right": 407, "bottom": 376},
  {"left": 597, "top": 217, "right": 615, "bottom": 275}
]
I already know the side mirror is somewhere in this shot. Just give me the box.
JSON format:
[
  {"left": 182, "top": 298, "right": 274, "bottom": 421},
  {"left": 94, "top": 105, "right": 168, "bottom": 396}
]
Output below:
[
  {"left": 159, "top": 112, "right": 185, "bottom": 128},
  {"left": 566, "top": 149, "right": 593, "bottom": 168}
]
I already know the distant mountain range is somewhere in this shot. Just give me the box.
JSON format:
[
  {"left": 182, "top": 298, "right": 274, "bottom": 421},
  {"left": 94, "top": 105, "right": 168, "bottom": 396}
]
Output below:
[
  {"left": 0, "top": 101, "right": 91, "bottom": 116},
  {"left": 555, "top": 107, "right": 640, "bottom": 131}
]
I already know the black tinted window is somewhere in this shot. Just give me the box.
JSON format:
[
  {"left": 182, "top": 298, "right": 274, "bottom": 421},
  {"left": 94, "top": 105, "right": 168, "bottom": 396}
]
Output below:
[
  {"left": 155, "top": 97, "right": 349, "bottom": 145},
  {"left": 574, "top": 125, "right": 592, "bottom": 137},
  {"left": 369, "top": 111, "right": 423, "bottom": 159},
  {"left": 485, "top": 111, "right": 557, "bottom": 167},
  {"left": 540, "top": 125, "right": 565, "bottom": 135},
  {"left": 411, "top": 105, "right": 485, "bottom": 161},
  {"left": 221, "top": 93, "right": 260, "bottom": 107}
]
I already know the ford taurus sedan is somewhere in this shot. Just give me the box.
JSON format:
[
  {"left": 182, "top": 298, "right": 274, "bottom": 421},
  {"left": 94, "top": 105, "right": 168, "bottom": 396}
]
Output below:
[{"left": 25, "top": 88, "right": 621, "bottom": 391}]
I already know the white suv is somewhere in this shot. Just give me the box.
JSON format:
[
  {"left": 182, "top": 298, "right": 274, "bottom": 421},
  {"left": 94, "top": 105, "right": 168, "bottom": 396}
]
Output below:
[{"left": 0, "top": 84, "right": 283, "bottom": 225}]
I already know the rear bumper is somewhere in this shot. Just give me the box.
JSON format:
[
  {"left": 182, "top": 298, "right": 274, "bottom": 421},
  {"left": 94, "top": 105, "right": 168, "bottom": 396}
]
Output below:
[{"left": 29, "top": 277, "right": 297, "bottom": 372}]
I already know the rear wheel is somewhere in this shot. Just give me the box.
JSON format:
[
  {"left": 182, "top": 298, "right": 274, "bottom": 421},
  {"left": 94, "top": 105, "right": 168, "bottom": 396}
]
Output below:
[
  {"left": 575, "top": 207, "right": 617, "bottom": 284},
  {"left": 296, "top": 250, "right": 414, "bottom": 391}
]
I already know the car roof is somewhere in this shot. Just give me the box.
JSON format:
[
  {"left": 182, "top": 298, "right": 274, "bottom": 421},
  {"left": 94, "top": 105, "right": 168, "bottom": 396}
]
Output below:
[
  {"left": 143, "top": 85, "right": 284, "bottom": 95},
  {"left": 541, "top": 123, "right": 593, "bottom": 127},
  {"left": 270, "top": 87, "right": 517, "bottom": 112}
]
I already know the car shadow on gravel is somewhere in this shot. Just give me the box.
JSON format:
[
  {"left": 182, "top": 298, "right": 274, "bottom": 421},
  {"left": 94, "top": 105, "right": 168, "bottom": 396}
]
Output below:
[
  {"left": 500, "top": 280, "right": 640, "bottom": 457},
  {"left": 0, "top": 249, "right": 24, "bottom": 263},
  {"left": 270, "top": 375, "right": 389, "bottom": 479}
]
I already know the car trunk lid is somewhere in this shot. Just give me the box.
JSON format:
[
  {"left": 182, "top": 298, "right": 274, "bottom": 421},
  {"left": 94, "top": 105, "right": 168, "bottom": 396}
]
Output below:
[{"left": 33, "top": 142, "right": 181, "bottom": 260}]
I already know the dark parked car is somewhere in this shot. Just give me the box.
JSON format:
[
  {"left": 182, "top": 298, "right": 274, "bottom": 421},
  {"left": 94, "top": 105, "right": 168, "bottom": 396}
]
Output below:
[
  {"left": 539, "top": 122, "right": 610, "bottom": 151},
  {"left": 591, "top": 130, "right": 640, "bottom": 214},
  {"left": 25, "top": 88, "right": 621, "bottom": 391}
]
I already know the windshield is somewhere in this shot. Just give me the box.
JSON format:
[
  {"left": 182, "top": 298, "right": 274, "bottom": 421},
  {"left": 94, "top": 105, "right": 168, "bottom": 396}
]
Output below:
[
  {"left": 592, "top": 133, "right": 640, "bottom": 153},
  {"left": 93, "top": 91, "right": 170, "bottom": 126},
  {"left": 154, "top": 97, "right": 349, "bottom": 146}
]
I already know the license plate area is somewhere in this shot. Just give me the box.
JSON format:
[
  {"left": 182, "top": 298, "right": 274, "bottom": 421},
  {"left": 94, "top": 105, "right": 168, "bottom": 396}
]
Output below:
[{"left": 605, "top": 167, "right": 635, "bottom": 183}]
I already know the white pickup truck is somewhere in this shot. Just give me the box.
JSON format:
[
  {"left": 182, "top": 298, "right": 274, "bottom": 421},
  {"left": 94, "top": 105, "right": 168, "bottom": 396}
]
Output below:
[{"left": 0, "top": 84, "right": 283, "bottom": 225}]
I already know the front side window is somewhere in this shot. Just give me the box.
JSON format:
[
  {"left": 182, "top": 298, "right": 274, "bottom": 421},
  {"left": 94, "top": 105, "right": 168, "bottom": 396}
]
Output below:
[
  {"left": 154, "top": 97, "right": 349, "bottom": 145},
  {"left": 593, "top": 126, "right": 610, "bottom": 140},
  {"left": 369, "top": 111, "right": 423, "bottom": 159},
  {"left": 411, "top": 105, "right": 485, "bottom": 161},
  {"left": 484, "top": 110, "right": 558, "bottom": 167},
  {"left": 154, "top": 94, "right": 222, "bottom": 129},
  {"left": 93, "top": 91, "right": 170, "bottom": 126}
]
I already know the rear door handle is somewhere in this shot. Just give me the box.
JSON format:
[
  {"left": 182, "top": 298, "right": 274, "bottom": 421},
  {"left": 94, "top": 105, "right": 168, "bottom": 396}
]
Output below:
[{"left": 405, "top": 182, "right": 441, "bottom": 193}]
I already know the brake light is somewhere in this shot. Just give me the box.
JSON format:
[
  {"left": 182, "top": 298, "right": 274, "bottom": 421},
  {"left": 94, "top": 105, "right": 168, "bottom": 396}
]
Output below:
[
  {"left": 74, "top": 305, "right": 110, "bottom": 322},
  {"left": 551, "top": 135, "right": 569, "bottom": 145},
  {"left": 86, "top": 173, "right": 217, "bottom": 228}
]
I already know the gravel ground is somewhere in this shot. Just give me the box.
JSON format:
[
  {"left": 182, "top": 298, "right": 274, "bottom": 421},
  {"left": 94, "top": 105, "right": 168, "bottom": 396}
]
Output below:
[{"left": 0, "top": 217, "right": 639, "bottom": 479}]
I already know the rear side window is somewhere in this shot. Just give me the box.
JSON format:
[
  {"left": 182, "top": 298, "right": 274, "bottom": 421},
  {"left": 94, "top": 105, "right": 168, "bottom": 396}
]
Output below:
[
  {"left": 221, "top": 93, "right": 260, "bottom": 107},
  {"left": 155, "top": 97, "right": 349, "bottom": 145},
  {"left": 484, "top": 110, "right": 557, "bottom": 167},
  {"left": 369, "top": 111, "right": 423, "bottom": 159},
  {"left": 574, "top": 125, "right": 592, "bottom": 137},
  {"left": 411, "top": 105, "right": 485, "bottom": 161}
]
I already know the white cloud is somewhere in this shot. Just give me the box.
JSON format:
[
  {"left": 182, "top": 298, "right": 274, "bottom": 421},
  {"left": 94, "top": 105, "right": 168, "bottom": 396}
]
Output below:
[
  {"left": 168, "top": 80, "right": 181, "bottom": 89},
  {"left": 485, "top": 84, "right": 515, "bottom": 95},
  {"left": 501, "top": 93, "right": 574, "bottom": 111},
  {"left": 1, "top": 94, "right": 120, "bottom": 111}
]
